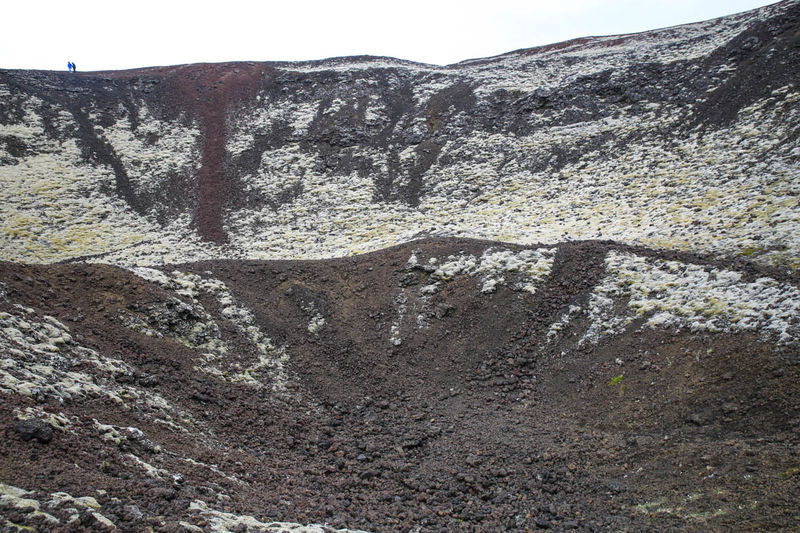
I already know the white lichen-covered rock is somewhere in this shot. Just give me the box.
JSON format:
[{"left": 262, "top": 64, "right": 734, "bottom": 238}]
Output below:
[
  {"left": 0, "top": 302, "right": 185, "bottom": 432},
  {"left": 0, "top": 1, "right": 797, "bottom": 267},
  {"left": 0, "top": 483, "right": 116, "bottom": 528},
  {"left": 582, "top": 251, "right": 800, "bottom": 345},
  {"left": 128, "top": 268, "right": 291, "bottom": 391},
  {"left": 187, "top": 500, "right": 373, "bottom": 533},
  {"left": 388, "top": 246, "right": 556, "bottom": 345},
  {"left": 424, "top": 247, "right": 555, "bottom": 294}
]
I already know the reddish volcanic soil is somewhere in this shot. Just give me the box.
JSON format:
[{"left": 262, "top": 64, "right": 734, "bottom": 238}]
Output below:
[
  {"left": 1, "top": 4, "right": 800, "bottom": 528},
  {"left": 163, "top": 63, "right": 268, "bottom": 244},
  {"left": 84, "top": 62, "right": 271, "bottom": 244},
  {"left": 1, "top": 239, "right": 798, "bottom": 532}
]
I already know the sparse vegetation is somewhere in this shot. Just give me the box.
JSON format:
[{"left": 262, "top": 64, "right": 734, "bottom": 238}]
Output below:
[{"left": 0, "top": 1, "right": 798, "bottom": 531}]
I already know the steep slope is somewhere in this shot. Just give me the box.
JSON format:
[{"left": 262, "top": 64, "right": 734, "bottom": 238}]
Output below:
[
  {"left": 1, "top": 1, "right": 798, "bottom": 267},
  {"left": 1, "top": 240, "right": 799, "bottom": 532},
  {"left": 2, "top": 1, "right": 800, "bottom": 532}
]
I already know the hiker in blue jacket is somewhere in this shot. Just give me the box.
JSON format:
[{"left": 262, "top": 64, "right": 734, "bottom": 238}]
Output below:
[{"left": 67, "top": 61, "right": 72, "bottom": 72}]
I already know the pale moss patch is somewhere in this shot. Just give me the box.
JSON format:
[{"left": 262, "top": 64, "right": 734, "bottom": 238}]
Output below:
[
  {"left": 101, "top": 105, "right": 202, "bottom": 198},
  {"left": 0, "top": 483, "right": 59, "bottom": 526},
  {"left": 0, "top": 97, "right": 216, "bottom": 264},
  {"left": 583, "top": 251, "right": 800, "bottom": 345},
  {"left": 215, "top": 84, "right": 798, "bottom": 269},
  {"left": 425, "top": 247, "right": 555, "bottom": 294},
  {"left": 13, "top": 407, "right": 76, "bottom": 433},
  {"left": 0, "top": 302, "right": 185, "bottom": 435},
  {"left": 129, "top": 269, "right": 291, "bottom": 392},
  {"left": 48, "top": 492, "right": 100, "bottom": 509},
  {"left": 302, "top": 302, "right": 326, "bottom": 335},
  {"left": 545, "top": 305, "right": 583, "bottom": 344},
  {"left": 1, "top": 2, "right": 798, "bottom": 269},
  {"left": 125, "top": 453, "right": 168, "bottom": 479},
  {"left": 633, "top": 493, "right": 728, "bottom": 521},
  {"left": 187, "top": 499, "right": 372, "bottom": 533},
  {"left": 94, "top": 420, "right": 125, "bottom": 445},
  {"left": 390, "top": 246, "right": 554, "bottom": 345}
]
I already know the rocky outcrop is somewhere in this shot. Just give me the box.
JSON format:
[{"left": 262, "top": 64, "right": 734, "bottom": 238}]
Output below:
[
  {"left": 1, "top": 239, "right": 799, "bottom": 531},
  {"left": 1, "top": 3, "right": 800, "bottom": 532},
  {"left": 1, "top": 0, "right": 799, "bottom": 267}
]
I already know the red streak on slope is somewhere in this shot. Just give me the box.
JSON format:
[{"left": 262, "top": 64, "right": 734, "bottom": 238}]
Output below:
[
  {"left": 189, "top": 64, "right": 266, "bottom": 244},
  {"left": 122, "top": 63, "right": 269, "bottom": 244}
]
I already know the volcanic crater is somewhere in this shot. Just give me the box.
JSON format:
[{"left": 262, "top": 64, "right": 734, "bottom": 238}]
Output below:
[{"left": 1, "top": 2, "right": 800, "bottom": 532}]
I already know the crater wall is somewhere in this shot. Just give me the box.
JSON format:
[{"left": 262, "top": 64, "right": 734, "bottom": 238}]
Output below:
[{"left": 1, "top": 0, "right": 798, "bottom": 267}]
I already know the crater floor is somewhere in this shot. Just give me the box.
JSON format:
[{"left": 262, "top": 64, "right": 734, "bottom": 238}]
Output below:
[{"left": 1, "top": 1, "right": 800, "bottom": 531}]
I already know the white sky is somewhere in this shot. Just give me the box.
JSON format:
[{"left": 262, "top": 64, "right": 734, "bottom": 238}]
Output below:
[{"left": 1, "top": 0, "right": 780, "bottom": 72}]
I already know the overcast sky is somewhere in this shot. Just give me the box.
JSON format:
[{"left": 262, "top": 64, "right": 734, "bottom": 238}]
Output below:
[{"left": 2, "top": 0, "right": 780, "bottom": 72}]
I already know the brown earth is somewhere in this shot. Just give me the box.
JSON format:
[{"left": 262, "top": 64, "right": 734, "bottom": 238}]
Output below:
[
  {"left": 1, "top": 239, "right": 798, "bottom": 532},
  {"left": 162, "top": 63, "right": 267, "bottom": 244},
  {"left": 1, "top": 4, "right": 800, "bottom": 530},
  {"left": 93, "top": 62, "right": 270, "bottom": 244}
]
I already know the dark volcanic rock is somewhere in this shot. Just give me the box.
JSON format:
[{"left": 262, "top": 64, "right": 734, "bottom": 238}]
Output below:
[
  {"left": 0, "top": 238, "right": 798, "bottom": 531},
  {"left": 0, "top": 3, "right": 799, "bottom": 533},
  {"left": 13, "top": 420, "right": 53, "bottom": 443},
  {"left": 1, "top": 1, "right": 798, "bottom": 265}
]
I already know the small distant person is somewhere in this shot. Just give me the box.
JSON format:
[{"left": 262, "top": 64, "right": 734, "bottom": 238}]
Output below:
[
  {"left": 72, "top": 62, "right": 76, "bottom": 72},
  {"left": 67, "top": 61, "right": 73, "bottom": 72}
]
